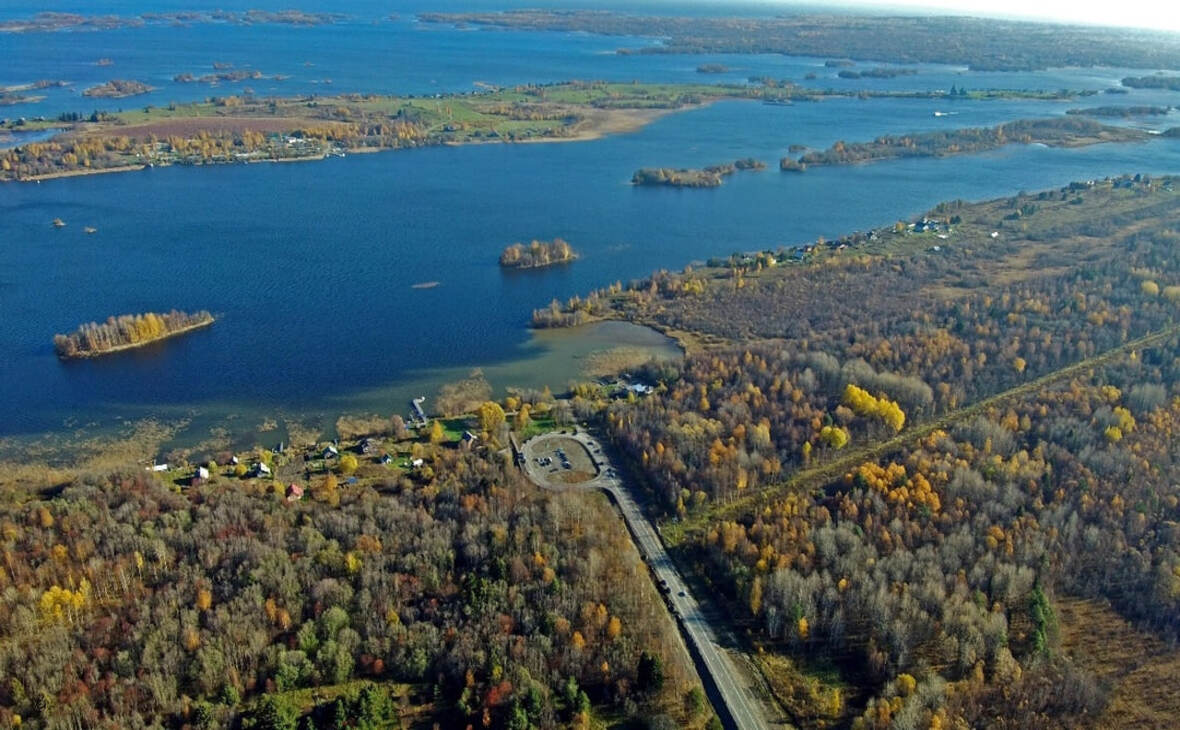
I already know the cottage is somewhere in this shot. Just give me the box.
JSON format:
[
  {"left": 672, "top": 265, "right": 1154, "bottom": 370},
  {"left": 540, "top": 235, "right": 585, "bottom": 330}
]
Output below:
[
  {"left": 253, "top": 462, "right": 272, "bottom": 477},
  {"left": 626, "top": 383, "right": 655, "bottom": 396},
  {"left": 196, "top": 466, "right": 210, "bottom": 480},
  {"left": 411, "top": 457, "right": 425, "bottom": 468},
  {"left": 379, "top": 453, "right": 394, "bottom": 465},
  {"left": 150, "top": 463, "right": 168, "bottom": 472},
  {"left": 286, "top": 483, "right": 304, "bottom": 502},
  {"left": 359, "top": 438, "right": 380, "bottom": 455},
  {"left": 461, "top": 431, "right": 479, "bottom": 448},
  {"left": 322, "top": 445, "right": 339, "bottom": 459}
]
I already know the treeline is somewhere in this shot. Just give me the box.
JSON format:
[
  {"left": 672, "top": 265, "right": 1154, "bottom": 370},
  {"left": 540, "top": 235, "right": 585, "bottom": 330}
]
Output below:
[
  {"left": 499, "top": 238, "right": 577, "bottom": 269},
  {"left": 794, "top": 117, "right": 1143, "bottom": 168},
  {"left": 54, "top": 310, "right": 213, "bottom": 358},
  {"left": 0, "top": 449, "right": 705, "bottom": 728}
]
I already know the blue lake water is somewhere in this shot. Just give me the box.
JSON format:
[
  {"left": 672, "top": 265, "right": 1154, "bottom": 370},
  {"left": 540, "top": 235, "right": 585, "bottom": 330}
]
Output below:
[{"left": 3, "top": 3, "right": 1180, "bottom": 445}]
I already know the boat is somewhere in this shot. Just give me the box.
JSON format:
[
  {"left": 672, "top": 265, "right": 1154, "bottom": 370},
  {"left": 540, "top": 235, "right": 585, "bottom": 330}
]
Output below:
[
  {"left": 52, "top": 218, "right": 66, "bottom": 228},
  {"left": 84, "top": 226, "right": 97, "bottom": 234},
  {"left": 763, "top": 98, "right": 793, "bottom": 106}
]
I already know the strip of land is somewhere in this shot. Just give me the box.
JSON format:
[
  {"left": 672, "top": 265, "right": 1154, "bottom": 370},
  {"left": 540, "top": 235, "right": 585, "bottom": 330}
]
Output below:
[
  {"left": 419, "top": 11, "right": 1180, "bottom": 71},
  {"left": 791, "top": 117, "right": 1149, "bottom": 169}
]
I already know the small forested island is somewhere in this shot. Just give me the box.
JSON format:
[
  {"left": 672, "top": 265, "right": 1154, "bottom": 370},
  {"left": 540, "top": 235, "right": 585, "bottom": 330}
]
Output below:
[
  {"left": 53, "top": 310, "right": 214, "bottom": 359},
  {"left": 498, "top": 238, "right": 577, "bottom": 269},
  {"left": 173, "top": 69, "right": 268, "bottom": 84},
  {"left": 1122, "top": 75, "right": 1180, "bottom": 90},
  {"left": 837, "top": 67, "right": 918, "bottom": 79},
  {"left": 1066, "top": 105, "right": 1172, "bottom": 117},
  {"left": 82, "top": 79, "right": 154, "bottom": 98},
  {"left": 632, "top": 157, "right": 765, "bottom": 188},
  {"left": 794, "top": 117, "right": 1146, "bottom": 168},
  {"left": 779, "top": 157, "right": 806, "bottom": 172}
]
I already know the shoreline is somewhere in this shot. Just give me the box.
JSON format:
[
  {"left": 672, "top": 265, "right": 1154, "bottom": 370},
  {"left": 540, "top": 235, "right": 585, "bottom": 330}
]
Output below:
[{"left": 58, "top": 317, "right": 215, "bottom": 360}]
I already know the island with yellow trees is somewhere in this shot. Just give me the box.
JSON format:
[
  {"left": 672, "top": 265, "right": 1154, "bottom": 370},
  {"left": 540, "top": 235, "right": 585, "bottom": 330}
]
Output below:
[
  {"left": 499, "top": 238, "right": 577, "bottom": 269},
  {"left": 53, "top": 310, "right": 214, "bottom": 359}
]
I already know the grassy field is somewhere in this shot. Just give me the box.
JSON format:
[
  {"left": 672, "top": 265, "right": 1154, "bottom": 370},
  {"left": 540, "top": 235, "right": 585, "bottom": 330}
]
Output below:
[{"left": 1058, "top": 597, "right": 1180, "bottom": 728}]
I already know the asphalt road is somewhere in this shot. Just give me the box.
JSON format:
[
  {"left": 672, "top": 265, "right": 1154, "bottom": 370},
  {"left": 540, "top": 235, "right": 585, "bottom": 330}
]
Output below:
[{"left": 520, "top": 431, "right": 771, "bottom": 730}]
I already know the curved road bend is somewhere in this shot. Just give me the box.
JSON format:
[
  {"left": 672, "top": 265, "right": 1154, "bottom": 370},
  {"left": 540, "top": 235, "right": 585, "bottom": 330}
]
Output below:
[{"left": 520, "top": 432, "right": 773, "bottom": 730}]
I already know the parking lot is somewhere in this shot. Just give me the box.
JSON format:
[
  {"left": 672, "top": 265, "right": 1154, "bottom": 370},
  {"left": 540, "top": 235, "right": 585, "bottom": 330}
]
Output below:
[{"left": 520, "top": 433, "right": 601, "bottom": 487}]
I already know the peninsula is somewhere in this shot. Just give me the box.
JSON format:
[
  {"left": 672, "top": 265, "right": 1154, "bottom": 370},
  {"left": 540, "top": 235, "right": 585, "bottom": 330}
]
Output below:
[
  {"left": 499, "top": 238, "right": 577, "bottom": 269},
  {"left": 54, "top": 310, "right": 214, "bottom": 359},
  {"left": 789, "top": 117, "right": 1147, "bottom": 169}
]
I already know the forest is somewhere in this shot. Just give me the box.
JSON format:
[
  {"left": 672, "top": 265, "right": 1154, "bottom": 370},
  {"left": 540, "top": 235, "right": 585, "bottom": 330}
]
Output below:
[
  {"left": 0, "top": 449, "right": 707, "bottom": 729},
  {"left": 418, "top": 11, "right": 1180, "bottom": 71},
  {"left": 53, "top": 310, "right": 214, "bottom": 359},
  {"left": 531, "top": 174, "right": 1180, "bottom": 725}
]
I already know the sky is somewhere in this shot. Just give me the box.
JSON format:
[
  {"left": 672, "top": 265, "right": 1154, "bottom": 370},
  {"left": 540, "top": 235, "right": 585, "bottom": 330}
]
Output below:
[{"left": 843, "top": 0, "right": 1180, "bottom": 32}]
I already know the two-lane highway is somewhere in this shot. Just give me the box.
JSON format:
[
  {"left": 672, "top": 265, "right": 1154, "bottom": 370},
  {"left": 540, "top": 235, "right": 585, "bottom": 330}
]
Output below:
[{"left": 520, "top": 431, "right": 773, "bottom": 730}]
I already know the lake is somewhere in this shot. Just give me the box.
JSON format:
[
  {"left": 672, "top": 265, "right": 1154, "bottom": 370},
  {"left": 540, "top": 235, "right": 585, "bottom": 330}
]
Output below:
[{"left": 2, "top": 2, "right": 1180, "bottom": 447}]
